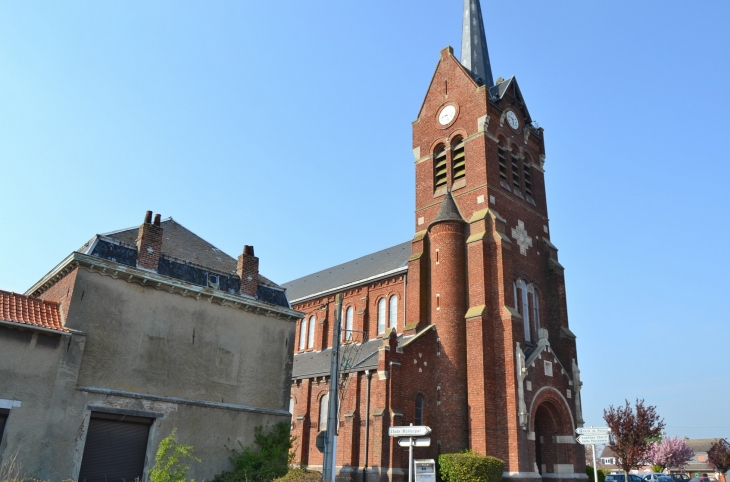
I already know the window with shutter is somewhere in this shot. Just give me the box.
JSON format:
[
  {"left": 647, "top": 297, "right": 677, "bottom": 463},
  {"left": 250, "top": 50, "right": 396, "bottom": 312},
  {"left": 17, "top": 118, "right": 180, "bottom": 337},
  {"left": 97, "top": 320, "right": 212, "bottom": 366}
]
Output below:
[
  {"left": 433, "top": 146, "right": 447, "bottom": 190},
  {"left": 78, "top": 412, "right": 152, "bottom": 482},
  {"left": 451, "top": 138, "right": 465, "bottom": 182}
]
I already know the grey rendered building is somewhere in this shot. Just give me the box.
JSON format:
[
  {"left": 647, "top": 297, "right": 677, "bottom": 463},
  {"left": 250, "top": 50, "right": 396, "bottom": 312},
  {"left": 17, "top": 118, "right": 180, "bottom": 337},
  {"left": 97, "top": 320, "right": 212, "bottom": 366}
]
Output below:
[{"left": 0, "top": 212, "right": 302, "bottom": 481}]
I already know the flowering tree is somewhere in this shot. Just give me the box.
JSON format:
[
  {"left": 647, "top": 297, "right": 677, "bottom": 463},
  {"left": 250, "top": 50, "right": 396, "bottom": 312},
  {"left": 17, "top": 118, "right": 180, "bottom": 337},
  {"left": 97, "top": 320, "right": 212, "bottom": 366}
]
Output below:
[
  {"left": 708, "top": 439, "right": 730, "bottom": 482},
  {"left": 604, "top": 399, "right": 665, "bottom": 478},
  {"left": 646, "top": 436, "right": 694, "bottom": 471}
]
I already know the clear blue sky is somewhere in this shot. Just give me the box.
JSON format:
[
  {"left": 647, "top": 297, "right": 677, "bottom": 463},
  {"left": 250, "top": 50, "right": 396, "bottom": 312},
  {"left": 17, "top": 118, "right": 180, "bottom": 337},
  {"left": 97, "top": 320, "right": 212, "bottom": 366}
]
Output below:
[{"left": 1, "top": 1, "right": 728, "bottom": 440}]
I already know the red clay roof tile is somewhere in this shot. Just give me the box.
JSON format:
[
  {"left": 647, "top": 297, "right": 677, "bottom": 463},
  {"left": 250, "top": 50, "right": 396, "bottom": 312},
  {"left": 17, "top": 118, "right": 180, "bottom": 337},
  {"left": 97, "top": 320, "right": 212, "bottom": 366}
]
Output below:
[{"left": 0, "top": 290, "right": 68, "bottom": 333}]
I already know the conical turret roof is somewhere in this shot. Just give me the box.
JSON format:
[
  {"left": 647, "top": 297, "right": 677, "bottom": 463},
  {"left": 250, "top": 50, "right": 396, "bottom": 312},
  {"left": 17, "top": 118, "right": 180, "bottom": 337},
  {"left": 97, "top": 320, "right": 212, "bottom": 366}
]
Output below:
[{"left": 429, "top": 191, "right": 466, "bottom": 227}]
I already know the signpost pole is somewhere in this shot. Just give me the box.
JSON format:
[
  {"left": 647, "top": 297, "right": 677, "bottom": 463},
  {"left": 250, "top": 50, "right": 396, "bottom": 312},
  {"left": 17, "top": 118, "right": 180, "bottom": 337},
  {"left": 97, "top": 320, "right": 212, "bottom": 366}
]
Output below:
[
  {"left": 408, "top": 422, "right": 414, "bottom": 482},
  {"left": 592, "top": 442, "right": 598, "bottom": 482},
  {"left": 323, "top": 293, "right": 343, "bottom": 482}
]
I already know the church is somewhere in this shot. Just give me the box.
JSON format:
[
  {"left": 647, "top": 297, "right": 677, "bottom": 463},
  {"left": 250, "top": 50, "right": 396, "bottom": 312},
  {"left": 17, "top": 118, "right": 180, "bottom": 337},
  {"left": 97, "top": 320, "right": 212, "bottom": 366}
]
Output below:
[{"left": 283, "top": 1, "right": 587, "bottom": 481}]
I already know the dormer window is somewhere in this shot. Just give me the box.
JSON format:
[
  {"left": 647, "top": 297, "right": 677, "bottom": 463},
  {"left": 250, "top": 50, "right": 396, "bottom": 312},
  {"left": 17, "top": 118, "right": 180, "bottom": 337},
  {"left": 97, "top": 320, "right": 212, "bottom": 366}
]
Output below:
[
  {"left": 451, "top": 137, "right": 465, "bottom": 183},
  {"left": 208, "top": 274, "right": 219, "bottom": 289},
  {"left": 434, "top": 145, "right": 447, "bottom": 190}
]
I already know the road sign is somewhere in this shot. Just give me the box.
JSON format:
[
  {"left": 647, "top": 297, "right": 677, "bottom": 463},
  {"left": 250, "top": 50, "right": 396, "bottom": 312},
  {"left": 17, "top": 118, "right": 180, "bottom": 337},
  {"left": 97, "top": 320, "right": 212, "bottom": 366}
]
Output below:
[
  {"left": 316, "top": 431, "right": 327, "bottom": 453},
  {"left": 398, "top": 437, "right": 431, "bottom": 447},
  {"left": 389, "top": 426, "right": 432, "bottom": 437},
  {"left": 576, "top": 427, "right": 610, "bottom": 435},
  {"left": 577, "top": 434, "right": 611, "bottom": 445}
]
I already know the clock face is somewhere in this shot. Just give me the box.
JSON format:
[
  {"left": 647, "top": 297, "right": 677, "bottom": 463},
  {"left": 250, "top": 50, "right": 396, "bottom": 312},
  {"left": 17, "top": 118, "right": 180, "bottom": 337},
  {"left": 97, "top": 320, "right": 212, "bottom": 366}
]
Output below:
[
  {"left": 438, "top": 105, "right": 457, "bottom": 125},
  {"left": 506, "top": 111, "right": 519, "bottom": 130}
]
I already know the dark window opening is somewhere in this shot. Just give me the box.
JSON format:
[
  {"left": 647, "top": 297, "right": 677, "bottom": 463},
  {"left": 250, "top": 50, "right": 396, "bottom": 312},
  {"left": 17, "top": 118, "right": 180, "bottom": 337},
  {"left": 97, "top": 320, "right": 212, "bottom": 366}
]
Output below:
[
  {"left": 434, "top": 146, "right": 447, "bottom": 189},
  {"left": 415, "top": 395, "right": 425, "bottom": 426},
  {"left": 0, "top": 408, "right": 9, "bottom": 441}
]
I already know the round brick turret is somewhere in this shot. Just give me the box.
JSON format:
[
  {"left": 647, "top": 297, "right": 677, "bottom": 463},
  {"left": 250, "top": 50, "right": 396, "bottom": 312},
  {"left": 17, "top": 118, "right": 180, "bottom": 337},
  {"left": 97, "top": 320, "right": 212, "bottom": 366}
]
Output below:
[{"left": 428, "top": 191, "right": 469, "bottom": 453}]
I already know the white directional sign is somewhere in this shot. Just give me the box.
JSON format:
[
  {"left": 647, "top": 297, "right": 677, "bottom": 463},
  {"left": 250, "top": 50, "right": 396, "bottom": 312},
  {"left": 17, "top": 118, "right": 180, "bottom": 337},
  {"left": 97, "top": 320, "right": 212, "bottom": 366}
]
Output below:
[
  {"left": 576, "top": 427, "right": 610, "bottom": 435},
  {"left": 577, "top": 434, "right": 611, "bottom": 445},
  {"left": 398, "top": 437, "right": 431, "bottom": 447},
  {"left": 389, "top": 426, "right": 432, "bottom": 437}
]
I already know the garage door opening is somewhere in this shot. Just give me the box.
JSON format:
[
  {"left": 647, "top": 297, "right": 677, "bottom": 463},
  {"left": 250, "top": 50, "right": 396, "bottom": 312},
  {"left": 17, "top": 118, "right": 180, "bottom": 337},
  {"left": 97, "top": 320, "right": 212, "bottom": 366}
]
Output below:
[
  {"left": 78, "top": 412, "right": 153, "bottom": 482},
  {"left": 0, "top": 409, "right": 9, "bottom": 440}
]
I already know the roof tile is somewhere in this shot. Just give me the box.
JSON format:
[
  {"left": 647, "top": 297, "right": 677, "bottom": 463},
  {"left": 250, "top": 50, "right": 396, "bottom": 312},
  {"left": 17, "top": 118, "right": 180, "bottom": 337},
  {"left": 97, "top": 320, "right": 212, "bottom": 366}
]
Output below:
[{"left": 0, "top": 290, "right": 68, "bottom": 333}]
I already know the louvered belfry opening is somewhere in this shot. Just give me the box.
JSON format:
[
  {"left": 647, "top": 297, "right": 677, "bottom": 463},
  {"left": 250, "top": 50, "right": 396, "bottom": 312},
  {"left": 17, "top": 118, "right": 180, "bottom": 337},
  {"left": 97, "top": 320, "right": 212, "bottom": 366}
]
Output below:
[
  {"left": 78, "top": 412, "right": 152, "bottom": 482},
  {"left": 451, "top": 137, "right": 466, "bottom": 182},
  {"left": 498, "top": 143, "right": 508, "bottom": 183},
  {"left": 524, "top": 161, "right": 533, "bottom": 197},
  {"left": 434, "top": 145, "right": 447, "bottom": 190},
  {"left": 0, "top": 409, "right": 8, "bottom": 440},
  {"left": 511, "top": 151, "right": 521, "bottom": 192}
]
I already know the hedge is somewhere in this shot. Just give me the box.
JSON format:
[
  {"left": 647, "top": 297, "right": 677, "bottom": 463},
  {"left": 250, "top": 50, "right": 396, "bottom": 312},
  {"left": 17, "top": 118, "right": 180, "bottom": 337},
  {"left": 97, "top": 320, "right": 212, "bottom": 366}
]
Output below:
[
  {"left": 586, "top": 466, "right": 607, "bottom": 482},
  {"left": 438, "top": 452, "right": 505, "bottom": 482},
  {"left": 273, "top": 469, "right": 322, "bottom": 482}
]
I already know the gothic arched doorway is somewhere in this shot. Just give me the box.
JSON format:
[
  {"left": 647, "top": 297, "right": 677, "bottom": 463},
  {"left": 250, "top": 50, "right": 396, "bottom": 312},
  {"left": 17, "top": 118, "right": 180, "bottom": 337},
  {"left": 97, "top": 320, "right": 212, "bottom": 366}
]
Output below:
[{"left": 531, "top": 390, "right": 575, "bottom": 477}]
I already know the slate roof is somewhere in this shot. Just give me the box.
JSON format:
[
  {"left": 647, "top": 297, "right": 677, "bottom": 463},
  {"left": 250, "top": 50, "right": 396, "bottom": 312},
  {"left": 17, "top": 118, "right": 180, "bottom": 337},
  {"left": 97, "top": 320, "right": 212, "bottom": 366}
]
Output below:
[
  {"left": 85, "top": 217, "right": 280, "bottom": 289},
  {"left": 282, "top": 242, "right": 411, "bottom": 302},
  {"left": 430, "top": 191, "right": 466, "bottom": 227},
  {"left": 75, "top": 217, "right": 289, "bottom": 308},
  {"left": 686, "top": 438, "right": 720, "bottom": 453},
  {"left": 293, "top": 334, "right": 414, "bottom": 379},
  {"left": 0, "top": 290, "right": 68, "bottom": 333}
]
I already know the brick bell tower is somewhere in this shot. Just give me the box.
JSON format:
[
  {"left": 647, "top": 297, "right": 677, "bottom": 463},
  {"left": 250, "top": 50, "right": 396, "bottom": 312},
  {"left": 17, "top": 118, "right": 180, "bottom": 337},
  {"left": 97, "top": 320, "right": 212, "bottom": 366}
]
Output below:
[{"left": 406, "top": 0, "right": 584, "bottom": 479}]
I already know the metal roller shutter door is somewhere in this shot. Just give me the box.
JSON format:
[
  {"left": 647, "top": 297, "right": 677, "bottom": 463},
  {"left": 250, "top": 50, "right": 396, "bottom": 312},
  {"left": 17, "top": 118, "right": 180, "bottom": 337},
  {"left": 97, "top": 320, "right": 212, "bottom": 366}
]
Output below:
[
  {"left": 78, "top": 413, "right": 152, "bottom": 482},
  {"left": 0, "top": 409, "right": 8, "bottom": 439}
]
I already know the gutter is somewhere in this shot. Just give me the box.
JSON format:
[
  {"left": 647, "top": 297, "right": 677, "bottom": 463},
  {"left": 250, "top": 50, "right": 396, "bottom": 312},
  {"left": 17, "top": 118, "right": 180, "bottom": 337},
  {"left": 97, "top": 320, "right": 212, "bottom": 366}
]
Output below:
[
  {"left": 289, "top": 266, "right": 408, "bottom": 304},
  {"left": 0, "top": 319, "right": 71, "bottom": 336}
]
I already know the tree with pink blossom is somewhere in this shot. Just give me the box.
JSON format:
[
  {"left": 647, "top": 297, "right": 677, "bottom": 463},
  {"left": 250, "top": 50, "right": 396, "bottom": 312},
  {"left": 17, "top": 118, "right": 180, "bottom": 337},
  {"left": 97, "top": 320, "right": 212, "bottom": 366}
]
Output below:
[{"left": 646, "top": 436, "right": 695, "bottom": 471}]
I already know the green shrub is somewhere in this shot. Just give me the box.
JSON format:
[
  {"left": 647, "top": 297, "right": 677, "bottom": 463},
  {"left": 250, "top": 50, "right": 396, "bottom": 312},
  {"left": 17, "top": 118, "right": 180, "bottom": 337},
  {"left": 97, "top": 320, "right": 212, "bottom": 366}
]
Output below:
[
  {"left": 438, "top": 452, "right": 504, "bottom": 482},
  {"left": 212, "top": 422, "right": 293, "bottom": 482},
  {"left": 586, "top": 466, "right": 607, "bottom": 482},
  {"left": 150, "top": 428, "right": 201, "bottom": 482},
  {"left": 272, "top": 468, "right": 322, "bottom": 482}
]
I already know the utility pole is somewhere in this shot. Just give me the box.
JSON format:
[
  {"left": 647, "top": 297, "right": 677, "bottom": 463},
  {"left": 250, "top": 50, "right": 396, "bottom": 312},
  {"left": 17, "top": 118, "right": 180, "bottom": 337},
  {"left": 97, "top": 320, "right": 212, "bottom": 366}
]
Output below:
[{"left": 323, "top": 293, "right": 343, "bottom": 482}]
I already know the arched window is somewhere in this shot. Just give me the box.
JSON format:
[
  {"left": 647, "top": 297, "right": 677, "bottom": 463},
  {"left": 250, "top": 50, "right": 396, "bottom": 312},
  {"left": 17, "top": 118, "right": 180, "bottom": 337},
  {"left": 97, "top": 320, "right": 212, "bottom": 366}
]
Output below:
[
  {"left": 451, "top": 137, "right": 465, "bottom": 182},
  {"left": 520, "top": 279, "right": 531, "bottom": 343},
  {"left": 433, "top": 145, "right": 447, "bottom": 190},
  {"left": 389, "top": 295, "right": 398, "bottom": 329},
  {"left": 308, "top": 316, "right": 316, "bottom": 349},
  {"left": 377, "top": 298, "right": 386, "bottom": 334},
  {"left": 415, "top": 395, "right": 425, "bottom": 426},
  {"left": 319, "top": 393, "right": 329, "bottom": 431},
  {"left": 299, "top": 318, "right": 307, "bottom": 350},
  {"left": 532, "top": 288, "right": 541, "bottom": 335},
  {"left": 344, "top": 306, "right": 354, "bottom": 341}
]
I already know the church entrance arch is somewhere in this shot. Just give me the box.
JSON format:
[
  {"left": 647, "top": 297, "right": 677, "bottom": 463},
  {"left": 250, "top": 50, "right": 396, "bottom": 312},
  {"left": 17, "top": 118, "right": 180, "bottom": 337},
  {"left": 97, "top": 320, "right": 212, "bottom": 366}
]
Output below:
[{"left": 530, "top": 388, "right": 576, "bottom": 477}]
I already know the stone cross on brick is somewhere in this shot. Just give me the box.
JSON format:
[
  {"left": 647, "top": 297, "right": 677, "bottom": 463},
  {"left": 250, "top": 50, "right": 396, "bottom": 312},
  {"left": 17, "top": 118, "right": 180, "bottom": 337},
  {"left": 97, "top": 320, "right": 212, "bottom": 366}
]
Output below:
[{"left": 511, "top": 220, "right": 533, "bottom": 256}]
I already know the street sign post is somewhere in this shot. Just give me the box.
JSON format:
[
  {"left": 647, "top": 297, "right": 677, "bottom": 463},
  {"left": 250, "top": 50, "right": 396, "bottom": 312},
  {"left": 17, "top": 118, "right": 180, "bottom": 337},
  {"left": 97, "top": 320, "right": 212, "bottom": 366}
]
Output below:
[
  {"left": 575, "top": 427, "right": 611, "bottom": 482},
  {"left": 577, "top": 434, "right": 611, "bottom": 445},
  {"left": 389, "top": 426, "right": 432, "bottom": 437},
  {"left": 398, "top": 437, "right": 431, "bottom": 448},
  {"left": 576, "top": 427, "right": 610, "bottom": 435},
  {"left": 389, "top": 425, "right": 432, "bottom": 482}
]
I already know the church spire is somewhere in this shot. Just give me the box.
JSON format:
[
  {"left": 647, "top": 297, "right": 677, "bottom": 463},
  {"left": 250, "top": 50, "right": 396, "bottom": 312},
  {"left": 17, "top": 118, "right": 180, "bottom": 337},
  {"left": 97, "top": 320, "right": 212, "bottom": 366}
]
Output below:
[{"left": 460, "top": 0, "right": 494, "bottom": 87}]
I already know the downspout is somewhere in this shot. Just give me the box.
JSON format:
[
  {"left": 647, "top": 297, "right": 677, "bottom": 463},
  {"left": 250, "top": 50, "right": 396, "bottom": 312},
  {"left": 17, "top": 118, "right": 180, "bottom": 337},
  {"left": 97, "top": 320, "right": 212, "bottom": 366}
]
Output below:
[{"left": 363, "top": 369, "right": 372, "bottom": 482}]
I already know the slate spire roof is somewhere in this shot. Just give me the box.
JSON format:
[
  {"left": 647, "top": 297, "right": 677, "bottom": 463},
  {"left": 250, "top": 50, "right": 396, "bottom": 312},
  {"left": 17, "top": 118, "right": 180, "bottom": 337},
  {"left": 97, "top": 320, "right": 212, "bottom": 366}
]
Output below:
[
  {"left": 430, "top": 191, "right": 466, "bottom": 227},
  {"left": 461, "top": 0, "right": 494, "bottom": 87}
]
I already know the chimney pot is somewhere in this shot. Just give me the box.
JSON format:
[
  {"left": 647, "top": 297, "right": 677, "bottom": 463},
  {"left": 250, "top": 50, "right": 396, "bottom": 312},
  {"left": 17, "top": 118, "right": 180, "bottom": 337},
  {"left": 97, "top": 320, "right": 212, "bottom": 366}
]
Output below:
[
  {"left": 144, "top": 211, "right": 152, "bottom": 224},
  {"left": 244, "top": 245, "right": 255, "bottom": 256},
  {"left": 154, "top": 214, "right": 161, "bottom": 226}
]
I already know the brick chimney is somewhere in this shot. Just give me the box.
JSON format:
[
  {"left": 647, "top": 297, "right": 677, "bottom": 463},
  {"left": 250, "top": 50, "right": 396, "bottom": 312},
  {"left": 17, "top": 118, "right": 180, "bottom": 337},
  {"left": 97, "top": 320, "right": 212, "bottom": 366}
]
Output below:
[
  {"left": 237, "top": 245, "right": 259, "bottom": 297},
  {"left": 136, "top": 211, "right": 163, "bottom": 271}
]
